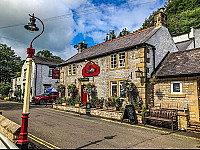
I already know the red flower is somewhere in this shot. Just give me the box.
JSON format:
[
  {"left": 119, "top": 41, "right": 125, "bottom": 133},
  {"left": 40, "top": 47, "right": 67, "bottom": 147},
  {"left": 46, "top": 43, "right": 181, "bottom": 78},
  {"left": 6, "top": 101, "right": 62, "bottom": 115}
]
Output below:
[
  {"left": 111, "top": 102, "right": 115, "bottom": 106},
  {"left": 97, "top": 102, "right": 99, "bottom": 105}
]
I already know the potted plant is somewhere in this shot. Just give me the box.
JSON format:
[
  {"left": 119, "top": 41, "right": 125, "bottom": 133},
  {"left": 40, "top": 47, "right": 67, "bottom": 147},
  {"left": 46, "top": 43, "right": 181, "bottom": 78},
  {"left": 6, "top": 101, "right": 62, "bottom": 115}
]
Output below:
[
  {"left": 56, "top": 84, "right": 65, "bottom": 97},
  {"left": 106, "top": 97, "right": 116, "bottom": 110},
  {"left": 96, "top": 98, "right": 104, "bottom": 109},
  {"left": 75, "top": 95, "right": 81, "bottom": 107}
]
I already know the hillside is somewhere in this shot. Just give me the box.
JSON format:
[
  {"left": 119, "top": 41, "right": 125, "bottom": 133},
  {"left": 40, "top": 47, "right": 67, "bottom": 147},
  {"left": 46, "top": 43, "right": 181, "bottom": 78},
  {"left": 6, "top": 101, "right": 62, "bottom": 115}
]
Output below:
[{"left": 140, "top": 0, "right": 200, "bottom": 36}]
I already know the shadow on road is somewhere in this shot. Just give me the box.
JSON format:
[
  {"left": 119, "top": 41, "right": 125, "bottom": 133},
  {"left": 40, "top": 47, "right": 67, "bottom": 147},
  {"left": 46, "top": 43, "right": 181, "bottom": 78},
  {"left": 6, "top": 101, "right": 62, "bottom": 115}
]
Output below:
[{"left": 76, "top": 135, "right": 116, "bottom": 149}]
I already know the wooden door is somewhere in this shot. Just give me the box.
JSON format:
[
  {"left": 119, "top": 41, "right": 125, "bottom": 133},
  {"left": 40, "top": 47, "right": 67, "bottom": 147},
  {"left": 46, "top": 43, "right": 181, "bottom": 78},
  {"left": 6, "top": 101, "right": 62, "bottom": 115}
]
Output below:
[{"left": 82, "top": 85, "right": 87, "bottom": 104}]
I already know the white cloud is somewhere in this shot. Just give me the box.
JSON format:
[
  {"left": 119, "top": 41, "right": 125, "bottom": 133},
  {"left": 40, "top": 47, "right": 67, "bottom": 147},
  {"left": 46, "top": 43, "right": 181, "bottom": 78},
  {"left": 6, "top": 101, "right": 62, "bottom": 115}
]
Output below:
[{"left": 0, "top": 0, "right": 164, "bottom": 60}]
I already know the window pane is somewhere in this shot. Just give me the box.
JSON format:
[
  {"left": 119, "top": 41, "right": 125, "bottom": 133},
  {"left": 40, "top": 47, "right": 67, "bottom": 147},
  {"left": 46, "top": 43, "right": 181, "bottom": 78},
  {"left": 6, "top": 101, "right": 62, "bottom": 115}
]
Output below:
[
  {"left": 68, "top": 65, "right": 71, "bottom": 75},
  {"left": 49, "top": 68, "right": 54, "bottom": 77},
  {"left": 118, "top": 52, "right": 125, "bottom": 67},
  {"left": 119, "top": 81, "right": 126, "bottom": 98},
  {"left": 72, "top": 64, "right": 76, "bottom": 75},
  {"left": 111, "top": 81, "right": 117, "bottom": 96},
  {"left": 173, "top": 83, "right": 180, "bottom": 92},
  {"left": 110, "top": 54, "right": 117, "bottom": 69}
]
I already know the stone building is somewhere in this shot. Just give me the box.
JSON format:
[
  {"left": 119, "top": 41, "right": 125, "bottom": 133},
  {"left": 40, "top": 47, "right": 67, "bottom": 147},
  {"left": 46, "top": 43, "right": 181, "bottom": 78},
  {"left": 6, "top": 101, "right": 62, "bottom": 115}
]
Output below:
[
  {"left": 11, "top": 56, "right": 64, "bottom": 100},
  {"left": 153, "top": 48, "right": 200, "bottom": 123},
  {"left": 59, "top": 8, "right": 178, "bottom": 107}
]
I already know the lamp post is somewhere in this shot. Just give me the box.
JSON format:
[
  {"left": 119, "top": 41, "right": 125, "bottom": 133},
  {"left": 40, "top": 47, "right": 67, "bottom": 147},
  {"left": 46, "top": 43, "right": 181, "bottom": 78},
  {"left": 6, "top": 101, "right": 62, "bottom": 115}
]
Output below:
[{"left": 17, "top": 13, "right": 44, "bottom": 149}]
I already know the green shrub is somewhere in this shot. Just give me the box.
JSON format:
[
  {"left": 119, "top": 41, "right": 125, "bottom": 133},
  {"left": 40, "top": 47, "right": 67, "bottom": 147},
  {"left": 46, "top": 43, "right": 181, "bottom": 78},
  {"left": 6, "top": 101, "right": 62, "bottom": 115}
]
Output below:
[{"left": 0, "top": 83, "right": 11, "bottom": 96}]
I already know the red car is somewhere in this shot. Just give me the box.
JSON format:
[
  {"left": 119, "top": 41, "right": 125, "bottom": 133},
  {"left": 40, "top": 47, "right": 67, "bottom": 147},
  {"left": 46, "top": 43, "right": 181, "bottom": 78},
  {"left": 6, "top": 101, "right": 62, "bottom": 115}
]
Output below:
[{"left": 32, "top": 92, "right": 59, "bottom": 105}]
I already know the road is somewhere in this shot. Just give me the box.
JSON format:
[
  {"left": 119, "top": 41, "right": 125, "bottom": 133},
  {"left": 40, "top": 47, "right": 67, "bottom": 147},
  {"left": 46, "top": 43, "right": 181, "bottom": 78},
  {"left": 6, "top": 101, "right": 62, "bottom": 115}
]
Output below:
[{"left": 0, "top": 100, "right": 200, "bottom": 149}]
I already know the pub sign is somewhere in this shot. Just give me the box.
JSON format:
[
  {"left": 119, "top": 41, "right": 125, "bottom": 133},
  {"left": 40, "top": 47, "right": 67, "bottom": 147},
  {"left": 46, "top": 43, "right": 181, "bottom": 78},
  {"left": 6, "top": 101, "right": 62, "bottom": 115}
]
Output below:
[
  {"left": 52, "top": 70, "right": 60, "bottom": 79},
  {"left": 82, "top": 62, "right": 100, "bottom": 77}
]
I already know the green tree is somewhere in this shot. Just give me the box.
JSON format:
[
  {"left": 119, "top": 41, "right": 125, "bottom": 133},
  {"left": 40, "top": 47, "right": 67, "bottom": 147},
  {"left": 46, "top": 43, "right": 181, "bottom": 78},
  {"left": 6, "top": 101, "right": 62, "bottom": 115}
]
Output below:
[
  {"left": 118, "top": 28, "right": 131, "bottom": 37},
  {"left": 0, "top": 82, "right": 11, "bottom": 96},
  {"left": 0, "top": 44, "right": 22, "bottom": 83},
  {"left": 104, "top": 30, "right": 117, "bottom": 42},
  {"left": 140, "top": 0, "right": 200, "bottom": 36},
  {"left": 36, "top": 50, "right": 62, "bottom": 60}
]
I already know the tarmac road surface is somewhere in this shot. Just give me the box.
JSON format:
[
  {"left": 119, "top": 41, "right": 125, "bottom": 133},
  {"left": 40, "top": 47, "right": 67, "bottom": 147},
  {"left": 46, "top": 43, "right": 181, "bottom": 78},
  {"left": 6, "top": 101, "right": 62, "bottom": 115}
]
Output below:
[{"left": 1, "top": 100, "right": 200, "bottom": 149}]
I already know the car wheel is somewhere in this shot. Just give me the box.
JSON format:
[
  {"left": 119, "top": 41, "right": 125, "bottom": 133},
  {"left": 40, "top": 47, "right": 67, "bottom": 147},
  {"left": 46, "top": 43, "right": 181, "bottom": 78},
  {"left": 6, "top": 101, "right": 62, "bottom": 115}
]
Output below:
[{"left": 39, "top": 99, "right": 46, "bottom": 105}]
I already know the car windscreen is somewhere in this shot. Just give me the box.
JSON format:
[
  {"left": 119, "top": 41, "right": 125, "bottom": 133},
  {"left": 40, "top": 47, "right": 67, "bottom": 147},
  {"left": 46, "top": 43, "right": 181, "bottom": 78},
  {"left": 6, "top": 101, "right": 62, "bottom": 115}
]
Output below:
[{"left": 42, "top": 93, "right": 50, "bottom": 96}]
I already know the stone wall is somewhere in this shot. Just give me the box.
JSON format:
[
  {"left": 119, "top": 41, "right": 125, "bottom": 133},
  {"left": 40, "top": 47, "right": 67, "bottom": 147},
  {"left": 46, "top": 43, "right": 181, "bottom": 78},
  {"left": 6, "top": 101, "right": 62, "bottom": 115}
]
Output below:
[
  {"left": 53, "top": 104, "right": 143, "bottom": 123},
  {"left": 0, "top": 115, "right": 21, "bottom": 143},
  {"left": 154, "top": 77, "right": 199, "bottom": 121},
  {"left": 62, "top": 46, "right": 152, "bottom": 106}
]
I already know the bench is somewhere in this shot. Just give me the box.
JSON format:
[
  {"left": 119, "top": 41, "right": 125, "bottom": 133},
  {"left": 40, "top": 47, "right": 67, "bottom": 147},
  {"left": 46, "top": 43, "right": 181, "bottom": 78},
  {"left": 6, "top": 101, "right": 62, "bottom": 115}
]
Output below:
[{"left": 143, "top": 108, "right": 178, "bottom": 132}]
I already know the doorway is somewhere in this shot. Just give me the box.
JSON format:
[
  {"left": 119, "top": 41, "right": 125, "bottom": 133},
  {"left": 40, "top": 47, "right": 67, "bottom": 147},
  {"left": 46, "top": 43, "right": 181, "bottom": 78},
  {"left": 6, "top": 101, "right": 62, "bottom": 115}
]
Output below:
[{"left": 81, "top": 85, "right": 87, "bottom": 104}]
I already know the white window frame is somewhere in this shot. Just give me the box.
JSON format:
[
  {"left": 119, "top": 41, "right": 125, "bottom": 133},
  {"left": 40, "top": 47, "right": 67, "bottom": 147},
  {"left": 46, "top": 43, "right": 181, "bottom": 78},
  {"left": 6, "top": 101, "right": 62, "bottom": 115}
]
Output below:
[
  {"left": 119, "top": 81, "right": 126, "bottom": 99},
  {"left": 118, "top": 52, "right": 125, "bottom": 68},
  {"left": 68, "top": 65, "right": 71, "bottom": 76},
  {"left": 171, "top": 81, "right": 182, "bottom": 94},
  {"left": 49, "top": 67, "right": 54, "bottom": 77},
  {"left": 72, "top": 64, "right": 76, "bottom": 75},
  {"left": 110, "top": 81, "right": 117, "bottom": 97},
  {"left": 23, "top": 69, "right": 27, "bottom": 80},
  {"left": 110, "top": 54, "right": 117, "bottom": 69}
]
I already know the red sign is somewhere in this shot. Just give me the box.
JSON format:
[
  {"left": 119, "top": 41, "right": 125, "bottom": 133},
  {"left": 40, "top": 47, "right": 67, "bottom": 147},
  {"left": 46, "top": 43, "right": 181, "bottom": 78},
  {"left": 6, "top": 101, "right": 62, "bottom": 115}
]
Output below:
[
  {"left": 82, "top": 62, "right": 100, "bottom": 77},
  {"left": 52, "top": 70, "right": 60, "bottom": 79}
]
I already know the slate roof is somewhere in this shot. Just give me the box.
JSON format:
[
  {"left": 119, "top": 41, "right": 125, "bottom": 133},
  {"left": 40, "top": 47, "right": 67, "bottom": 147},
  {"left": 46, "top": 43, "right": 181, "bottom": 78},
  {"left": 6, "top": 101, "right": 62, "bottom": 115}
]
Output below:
[
  {"left": 33, "top": 56, "right": 64, "bottom": 66},
  {"left": 60, "top": 26, "right": 160, "bottom": 66},
  {"left": 175, "top": 40, "right": 192, "bottom": 51},
  {"left": 155, "top": 48, "right": 200, "bottom": 78}
]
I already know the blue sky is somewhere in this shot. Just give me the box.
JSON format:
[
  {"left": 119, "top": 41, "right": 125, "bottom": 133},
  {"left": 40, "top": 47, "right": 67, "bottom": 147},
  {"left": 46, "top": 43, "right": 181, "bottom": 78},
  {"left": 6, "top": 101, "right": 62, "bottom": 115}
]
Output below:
[{"left": 0, "top": 0, "right": 165, "bottom": 60}]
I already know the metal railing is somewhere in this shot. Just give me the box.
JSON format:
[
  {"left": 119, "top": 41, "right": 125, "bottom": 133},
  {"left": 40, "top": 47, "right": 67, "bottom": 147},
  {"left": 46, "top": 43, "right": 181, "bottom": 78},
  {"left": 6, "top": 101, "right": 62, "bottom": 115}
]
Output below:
[{"left": 0, "top": 133, "right": 19, "bottom": 149}]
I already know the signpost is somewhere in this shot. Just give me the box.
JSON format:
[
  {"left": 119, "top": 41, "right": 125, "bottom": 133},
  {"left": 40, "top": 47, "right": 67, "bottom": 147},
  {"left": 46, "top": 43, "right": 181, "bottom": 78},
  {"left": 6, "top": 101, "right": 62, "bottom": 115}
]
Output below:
[
  {"left": 121, "top": 105, "right": 138, "bottom": 124},
  {"left": 86, "top": 103, "right": 91, "bottom": 115}
]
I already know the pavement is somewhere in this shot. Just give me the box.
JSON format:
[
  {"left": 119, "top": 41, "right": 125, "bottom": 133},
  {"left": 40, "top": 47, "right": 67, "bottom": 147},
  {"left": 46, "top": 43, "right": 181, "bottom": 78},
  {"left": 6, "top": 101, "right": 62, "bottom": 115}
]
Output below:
[{"left": 0, "top": 132, "right": 19, "bottom": 149}]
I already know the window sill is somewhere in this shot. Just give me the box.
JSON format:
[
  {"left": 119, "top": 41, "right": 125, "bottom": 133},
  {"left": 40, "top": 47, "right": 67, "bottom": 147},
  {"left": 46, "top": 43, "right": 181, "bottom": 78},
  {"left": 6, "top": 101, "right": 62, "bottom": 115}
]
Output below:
[
  {"left": 109, "top": 66, "right": 128, "bottom": 71},
  {"left": 168, "top": 94, "right": 186, "bottom": 98},
  {"left": 67, "top": 74, "right": 76, "bottom": 77}
]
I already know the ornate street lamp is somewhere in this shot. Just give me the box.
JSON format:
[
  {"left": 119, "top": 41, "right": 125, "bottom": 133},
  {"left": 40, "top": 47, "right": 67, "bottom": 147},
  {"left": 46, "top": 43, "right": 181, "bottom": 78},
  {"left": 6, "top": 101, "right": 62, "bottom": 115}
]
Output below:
[{"left": 17, "top": 13, "right": 44, "bottom": 149}]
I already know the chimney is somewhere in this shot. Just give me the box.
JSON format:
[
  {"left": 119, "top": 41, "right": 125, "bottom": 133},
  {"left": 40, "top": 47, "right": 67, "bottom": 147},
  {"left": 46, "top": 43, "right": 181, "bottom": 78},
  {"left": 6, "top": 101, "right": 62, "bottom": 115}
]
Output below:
[
  {"left": 154, "top": 7, "right": 167, "bottom": 27},
  {"left": 78, "top": 40, "right": 88, "bottom": 53}
]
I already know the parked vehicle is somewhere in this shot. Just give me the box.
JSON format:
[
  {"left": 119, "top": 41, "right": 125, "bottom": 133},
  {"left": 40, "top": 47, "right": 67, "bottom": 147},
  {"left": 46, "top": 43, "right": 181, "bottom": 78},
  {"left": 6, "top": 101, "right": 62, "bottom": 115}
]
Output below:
[{"left": 32, "top": 92, "right": 59, "bottom": 105}]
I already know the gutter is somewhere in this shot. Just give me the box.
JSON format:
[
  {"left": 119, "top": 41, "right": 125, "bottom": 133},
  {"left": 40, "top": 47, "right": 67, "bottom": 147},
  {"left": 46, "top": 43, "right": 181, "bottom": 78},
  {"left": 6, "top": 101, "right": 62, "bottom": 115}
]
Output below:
[{"left": 156, "top": 73, "right": 200, "bottom": 79}]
